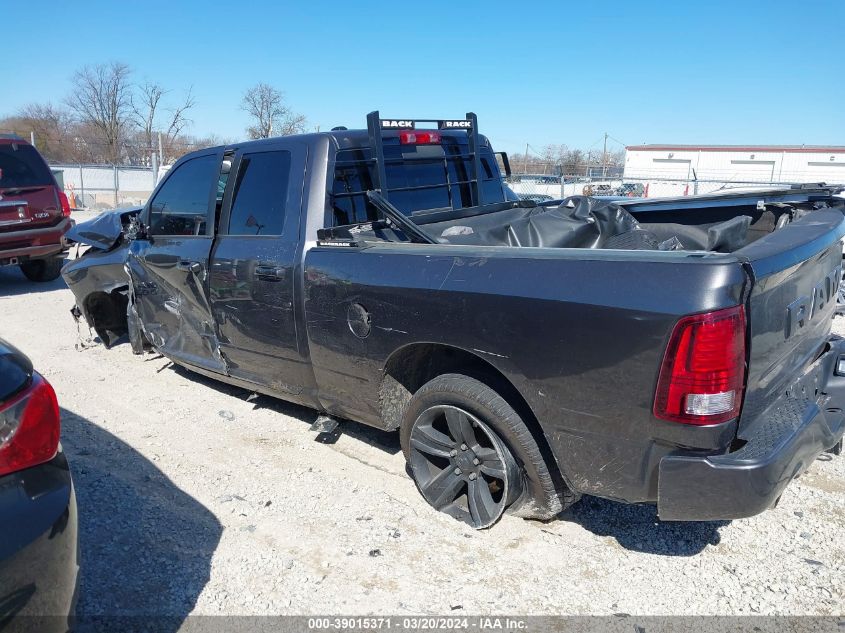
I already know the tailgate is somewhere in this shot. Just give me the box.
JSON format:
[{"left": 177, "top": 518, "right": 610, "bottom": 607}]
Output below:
[
  {"left": 0, "top": 186, "right": 60, "bottom": 231},
  {"left": 0, "top": 199, "right": 33, "bottom": 228},
  {"left": 736, "top": 210, "right": 845, "bottom": 431}
]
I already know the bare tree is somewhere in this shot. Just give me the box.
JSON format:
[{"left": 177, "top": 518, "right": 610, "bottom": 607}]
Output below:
[
  {"left": 132, "top": 81, "right": 164, "bottom": 155},
  {"left": 241, "top": 83, "right": 305, "bottom": 139},
  {"left": 132, "top": 81, "right": 195, "bottom": 163},
  {"left": 607, "top": 148, "right": 626, "bottom": 167},
  {"left": 8, "top": 103, "right": 78, "bottom": 162},
  {"left": 540, "top": 144, "right": 567, "bottom": 174},
  {"left": 562, "top": 149, "right": 585, "bottom": 176},
  {"left": 65, "top": 62, "right": 134, "bottom": 163}
]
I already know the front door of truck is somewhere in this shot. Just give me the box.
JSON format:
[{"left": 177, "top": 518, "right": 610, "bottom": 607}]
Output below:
[
  {"left": 208, "top": 141, "right": 310, "bottom": 396},
  {"left": 127, "top": 150, "right": 226, "bottom": 373}
]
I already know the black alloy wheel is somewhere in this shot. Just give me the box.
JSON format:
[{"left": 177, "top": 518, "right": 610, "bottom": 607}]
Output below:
[{"left": 407, "top": 404, "right": 522, "bottom": 528}]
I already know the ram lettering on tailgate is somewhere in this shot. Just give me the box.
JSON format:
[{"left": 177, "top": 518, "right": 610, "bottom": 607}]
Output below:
[{"left": 785, "top": 264, "right": 841, "bottom": 339}]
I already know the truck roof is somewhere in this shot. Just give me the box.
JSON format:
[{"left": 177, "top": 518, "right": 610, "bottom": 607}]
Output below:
[{"left": 208, "top": 128, "right": 491, "bottom": 155}]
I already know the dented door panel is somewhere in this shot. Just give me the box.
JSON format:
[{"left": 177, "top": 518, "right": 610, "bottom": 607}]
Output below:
[
  {"left": 126, "top": 149, "right": 224, "bottom": 372},
  {"left": 127, "top": 236, "right": 224, "bottom": 372}
]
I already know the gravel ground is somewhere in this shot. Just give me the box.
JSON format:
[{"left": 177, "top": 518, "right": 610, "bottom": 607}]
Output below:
[{"left": 0, "top": 238, "right": 843, "bottom": 620}]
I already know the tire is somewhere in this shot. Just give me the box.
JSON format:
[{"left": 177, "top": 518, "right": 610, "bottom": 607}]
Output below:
[
  {"left": 400, "top": 373, "right": 578, "bottom": 528},
  {"left": 19, "top": 257, "right": 64, "bottom": 282}
]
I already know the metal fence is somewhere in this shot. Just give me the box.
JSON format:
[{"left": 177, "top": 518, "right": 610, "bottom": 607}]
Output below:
[
  {"left": 504, "top": 173, "right": 800, "bottom": 202},
  {"left": 50, "top": 164, "right": 161, "bottom": 210}
]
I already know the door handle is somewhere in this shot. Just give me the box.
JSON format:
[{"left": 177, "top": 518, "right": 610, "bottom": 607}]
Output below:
[
  {"left": 178, "top": 260, "right": 202, "bottom": 274},
  {"left": 254, "top": 265, "right": 285, "bottom": 281}
]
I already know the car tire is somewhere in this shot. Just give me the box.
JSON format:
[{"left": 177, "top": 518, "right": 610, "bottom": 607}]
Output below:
[
  {"left": 400, "top": 373, "right": 578, "bottom": 528},
  {"left": 19, "top": 257, "right": 64, "bottom": 282}
]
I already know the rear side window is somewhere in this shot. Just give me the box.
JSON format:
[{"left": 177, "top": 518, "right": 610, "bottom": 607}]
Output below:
[
  {"left": 0, "top": 144, "right": 53, "bottom": 188},
  {"left": 228, "top": 151, "right": 291, "bottom": 235},
  {"left": 331, "top": 142, "right": 506, "bottom": 225},
  {"left": 149, "top": 155, "right": 217, "bottom": 236}
]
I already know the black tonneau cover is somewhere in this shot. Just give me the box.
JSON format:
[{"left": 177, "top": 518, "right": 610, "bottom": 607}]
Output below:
[{"left": 425, "top": 197, "right": 645, "bottom": 248}]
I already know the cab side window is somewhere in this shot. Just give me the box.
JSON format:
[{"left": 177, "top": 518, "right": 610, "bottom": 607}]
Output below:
[
  {"left": 228, "top": 150, "right": 291, "bottom": 236},
  {"left": 148, "top": 155, "right": 217, "bottom": 236}
]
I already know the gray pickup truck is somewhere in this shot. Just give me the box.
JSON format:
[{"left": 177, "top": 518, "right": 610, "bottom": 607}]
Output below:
[{"left": 63, "top": 113, "right": 845, "bottom": 528}]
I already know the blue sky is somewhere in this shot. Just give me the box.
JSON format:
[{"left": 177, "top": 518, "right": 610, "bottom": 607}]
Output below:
[{"left": 2, "top": 0, "right": 844, "bottom": 154}]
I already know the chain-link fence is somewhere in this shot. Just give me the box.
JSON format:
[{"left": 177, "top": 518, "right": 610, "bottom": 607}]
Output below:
[{"left": 49, "top": 164, "right": 162, "bottom": 210}]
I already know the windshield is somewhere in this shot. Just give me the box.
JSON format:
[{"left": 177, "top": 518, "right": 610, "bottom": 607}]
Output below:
[
  {"left": 331, "top": 139, "right": 507, "bottom": 225},
  {"left": 0, "top": 143, "right": 53, "bottom": 188}
]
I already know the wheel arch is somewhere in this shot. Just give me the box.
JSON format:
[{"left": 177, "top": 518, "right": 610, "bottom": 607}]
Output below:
[
  {"left": 82, "top": 286, "right": 129, "bottom": 347},
  {"left": 379, "top": 342, "right": 569, "bottom": 489}
]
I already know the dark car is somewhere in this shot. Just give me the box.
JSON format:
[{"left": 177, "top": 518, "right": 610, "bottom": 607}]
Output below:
[
  {"left": 62, "top": 112, "right": 845, "bottom": 529},
  {"left": 614, "top": 182, "right": 645, "bottom": 197},
  {"left": 0, "top": 339, "right": 78, "bottom": 629},
  {"left": 0, "top": 134, "right": 73, "bottom": 282}
]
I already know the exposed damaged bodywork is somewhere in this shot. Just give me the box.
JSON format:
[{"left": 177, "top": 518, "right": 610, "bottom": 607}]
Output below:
[
  {"left": 60, "top": 112, "right": 845, "bottom": 526},
  {"left": 62, "top": 207, "right": 140, "bottom": 347},
  {"left": 125, "top": 237, "right": 228, "bottom": 373}
]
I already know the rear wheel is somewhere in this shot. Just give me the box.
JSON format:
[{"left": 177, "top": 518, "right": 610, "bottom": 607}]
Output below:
[
  {"left": 19, "top": 257, "right": 64, "bottom": 282},
  {"left": 400, "top": 373, "right": 578, "bottom": 528}
]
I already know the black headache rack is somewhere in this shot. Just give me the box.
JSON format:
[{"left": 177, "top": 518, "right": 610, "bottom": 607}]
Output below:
[
  {"left": 367, "top": 111, "right": 487, "bottom": 208},
  {"left": 318, "top": 111, "right": 514, "bottom": 247}
]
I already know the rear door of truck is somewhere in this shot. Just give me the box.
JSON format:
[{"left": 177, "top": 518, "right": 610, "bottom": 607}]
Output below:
[
  {"left": 207, "top": 139, "right": 312, "bottom": 394},
  {"left": 737, "top": 209, "right": 845, "bottom": 433}
]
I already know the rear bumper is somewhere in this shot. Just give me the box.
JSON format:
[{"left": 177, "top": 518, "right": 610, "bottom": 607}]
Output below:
[
  {"left": 0, "top": 217, "right": 73, "bottom": 262},
  {"left": 658, "top": 339, "right": 845, "bottom": 521},
  {"left": 0, "top": 450, "right": 79, "bottom": 628}
]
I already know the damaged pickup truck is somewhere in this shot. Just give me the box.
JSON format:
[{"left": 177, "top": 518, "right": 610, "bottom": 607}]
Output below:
[{"left": 62, "top": 112, "right": 845, "bottom": 528}]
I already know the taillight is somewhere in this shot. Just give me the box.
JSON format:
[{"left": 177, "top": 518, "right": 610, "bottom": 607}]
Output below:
[
  {"left": 399, "top": 130, "right": 441, "bottom": 145},
  {"left": 654, "top": 305, "right": 746, "bottom": 425},
  {"left": 58, "top": 191, "right": 72, "bottom": 217},
  {"left": 0, "top": 373, "right": 60, "bottom": 477}
]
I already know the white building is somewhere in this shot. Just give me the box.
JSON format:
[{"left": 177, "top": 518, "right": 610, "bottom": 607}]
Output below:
[{"left": 623, "top": 145, "right": 845, "bottom": 197}]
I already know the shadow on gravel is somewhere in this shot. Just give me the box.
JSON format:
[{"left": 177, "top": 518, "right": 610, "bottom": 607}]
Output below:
[
  {"left": 60, "top": 407, "right": 222, "bottom": 631},
  {"left": 0, "top": 265, "right": 67, "bottom": 296},
  {"left": 560, "top": 495, "right": 728, "bottom": 556},
  {"left": 168, "top": 363, "right": 402, "bottom": 455}
]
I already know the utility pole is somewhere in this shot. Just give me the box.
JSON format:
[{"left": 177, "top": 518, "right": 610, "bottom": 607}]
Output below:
[
  {"left": 601, "top": 132, "right": 608, "bottom": 179},
  {"left": 113, "top": 164, "right": 119, "bottom": 208},
  {"left": 158, "top": 132, "right": 164, "bottom": 168},
  {"left": 151, "top": 151, "right": 159, "bottom": 188},
  {"left": 30, "top": 131, "right": 36, "bottom": 147},
  {"left": 522, "top": 143, "right": 529, "bottom": 175}
]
